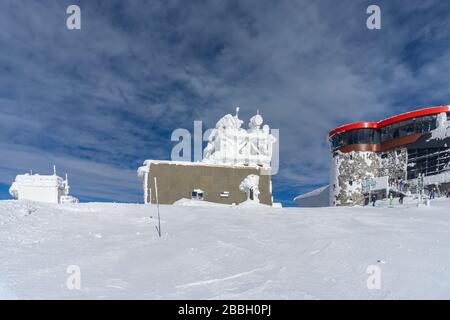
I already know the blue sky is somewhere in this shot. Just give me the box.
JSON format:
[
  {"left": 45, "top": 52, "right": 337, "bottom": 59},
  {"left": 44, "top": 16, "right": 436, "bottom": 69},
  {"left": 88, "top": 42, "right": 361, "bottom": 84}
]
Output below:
[{"left": 1, "top": 1, "right": 450, "bottom": 206}]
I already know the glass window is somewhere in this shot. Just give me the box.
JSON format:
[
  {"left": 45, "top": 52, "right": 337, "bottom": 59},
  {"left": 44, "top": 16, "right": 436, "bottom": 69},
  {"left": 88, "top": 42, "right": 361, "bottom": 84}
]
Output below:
[
  {"left": 406, "top": 124, "right": 415, "bottom": 135},
  {"left": 357, "top": 130, "right": 365, "bottom": 144},
  {"left": 374, "top": 130, "right": 381, "bottom": 144},
  {"left": 191, "top": 190, "right": 204, "bottom": 200},
  {"left": 330, "top": 128, "right": 381, "bottom": 150},
  {"left": 393, "top": 129, "right": 399, "bottom": 139},
  {"left": 381, "top": 126, "right": 393, "bottom": 142}
]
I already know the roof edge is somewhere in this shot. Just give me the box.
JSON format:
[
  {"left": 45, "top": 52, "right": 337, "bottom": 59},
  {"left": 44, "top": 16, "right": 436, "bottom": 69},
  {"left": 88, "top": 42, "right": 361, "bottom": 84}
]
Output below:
[{"left": 329, "top": 105, "right": 450, "bottom": 137}]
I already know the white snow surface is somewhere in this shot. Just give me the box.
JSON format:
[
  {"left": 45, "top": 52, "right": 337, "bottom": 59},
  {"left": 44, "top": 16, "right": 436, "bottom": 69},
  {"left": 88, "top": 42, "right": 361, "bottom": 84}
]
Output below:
[
  {"left": 173, "top": 198, "right": 230, "bottom": 207},
  {"left": 2, "top": 199, "right": 450, "bottom": 299}
]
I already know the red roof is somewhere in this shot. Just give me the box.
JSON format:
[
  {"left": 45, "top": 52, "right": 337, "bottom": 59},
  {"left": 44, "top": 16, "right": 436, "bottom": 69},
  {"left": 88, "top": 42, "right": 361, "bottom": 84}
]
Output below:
[{"left": 329, "top": 106, "right": 450, "bottom": 137}]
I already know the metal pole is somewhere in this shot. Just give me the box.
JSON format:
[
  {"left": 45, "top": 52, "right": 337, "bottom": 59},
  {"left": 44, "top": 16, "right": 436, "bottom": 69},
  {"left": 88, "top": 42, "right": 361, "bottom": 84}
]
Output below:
[{"left": 154, "top": 177, "right": 161, "bottom": 237}]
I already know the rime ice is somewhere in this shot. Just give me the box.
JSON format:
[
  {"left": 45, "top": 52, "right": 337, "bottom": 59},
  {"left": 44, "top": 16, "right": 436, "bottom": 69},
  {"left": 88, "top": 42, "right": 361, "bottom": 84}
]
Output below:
[{"left": 9, "top": 169, "right": 78, "bottom": 204}]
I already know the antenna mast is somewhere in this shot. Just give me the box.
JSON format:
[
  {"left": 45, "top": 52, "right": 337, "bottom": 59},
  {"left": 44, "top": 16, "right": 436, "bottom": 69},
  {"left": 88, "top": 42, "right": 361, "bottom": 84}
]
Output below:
[{"left": 65, "top": 174, "right": 69, "bottom": 193}]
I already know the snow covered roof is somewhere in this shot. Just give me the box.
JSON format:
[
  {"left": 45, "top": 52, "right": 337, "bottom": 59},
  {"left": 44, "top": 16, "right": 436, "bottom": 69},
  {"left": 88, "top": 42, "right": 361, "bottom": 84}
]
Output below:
[
  {"left": 12, "top": 174, "right": 65, "bottom": 188},
  {"left": 137, "top": 160, "right": 268, "bottom": 178}
]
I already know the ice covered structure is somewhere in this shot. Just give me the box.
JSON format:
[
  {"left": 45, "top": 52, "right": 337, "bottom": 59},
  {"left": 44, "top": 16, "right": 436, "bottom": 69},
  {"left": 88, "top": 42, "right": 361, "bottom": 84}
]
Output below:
[
  {"left": 203, "top": 108, "right": 276, "bottom": 168},
  {"left": 138, "top": 108, "right": 276, "bottom": 206},
  {"left": 239, "top": 174, "right": 260, "bottom": 202},
  {"left": 428, "top": 112, "right": 450, "bottom": 141},
  {"left": 9, "top": 169, "right": 78, "bottom": 204}
]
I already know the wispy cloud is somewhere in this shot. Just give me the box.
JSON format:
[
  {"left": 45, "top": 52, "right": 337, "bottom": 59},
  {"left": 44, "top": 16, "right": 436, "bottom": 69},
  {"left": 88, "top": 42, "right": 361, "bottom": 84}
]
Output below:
[{"left": 1, "top": 0, "right": 450, "bottom": 205}]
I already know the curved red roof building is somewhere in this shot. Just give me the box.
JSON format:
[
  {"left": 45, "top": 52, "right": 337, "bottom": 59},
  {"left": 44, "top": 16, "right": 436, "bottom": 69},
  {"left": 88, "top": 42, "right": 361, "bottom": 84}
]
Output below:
[
  {"left": 328, "top": 105, "right": 450, "bottom": 206},
  {"left": 329, "top": 106, "right": 450, "bottom": 153}
]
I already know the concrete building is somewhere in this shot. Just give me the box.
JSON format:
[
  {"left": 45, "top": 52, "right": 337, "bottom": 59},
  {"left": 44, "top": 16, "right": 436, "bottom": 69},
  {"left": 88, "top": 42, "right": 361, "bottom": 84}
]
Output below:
[
  {"left": 138, "top": 109, "right": 277, "bottom": 206},
  {"left": 328, "top": 105, "right": 450, "bottom": 206}
]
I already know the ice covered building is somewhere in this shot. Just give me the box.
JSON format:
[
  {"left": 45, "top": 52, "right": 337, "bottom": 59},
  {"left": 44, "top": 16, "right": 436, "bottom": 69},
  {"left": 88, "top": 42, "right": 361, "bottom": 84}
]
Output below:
[
  {"left": 328, "top": 105, "right": 450, "bottom": 206},
  {"left": 202, "top": 111, "right": 275, "bottom": 168},
  {"left": 138, "top": 109, "right": 277, "bottom": 206},
  {"left": 9, "top": 168, "right": 79, "bottom": 204}
]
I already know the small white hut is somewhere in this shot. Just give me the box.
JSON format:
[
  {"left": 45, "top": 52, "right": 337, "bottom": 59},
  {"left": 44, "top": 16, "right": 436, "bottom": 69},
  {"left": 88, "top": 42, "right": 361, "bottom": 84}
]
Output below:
[{"left": 9, "top": 167, "right": 79, "bottom": 204}]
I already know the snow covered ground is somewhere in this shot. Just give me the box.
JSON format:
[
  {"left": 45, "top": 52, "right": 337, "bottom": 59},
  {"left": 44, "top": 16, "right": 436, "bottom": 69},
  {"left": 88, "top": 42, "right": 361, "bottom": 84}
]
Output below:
[{"left": 1, "top": 198, "right": 450, "bottom": 299}]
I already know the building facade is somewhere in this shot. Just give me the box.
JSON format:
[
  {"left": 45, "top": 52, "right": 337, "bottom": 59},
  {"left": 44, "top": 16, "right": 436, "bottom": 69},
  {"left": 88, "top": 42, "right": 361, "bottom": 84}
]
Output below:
[
  {"left": 329, "top": 106, "right": 450, "bottom": 206},
  {"left": 138, "top": 161, "right": 272, "bottom": 205}
]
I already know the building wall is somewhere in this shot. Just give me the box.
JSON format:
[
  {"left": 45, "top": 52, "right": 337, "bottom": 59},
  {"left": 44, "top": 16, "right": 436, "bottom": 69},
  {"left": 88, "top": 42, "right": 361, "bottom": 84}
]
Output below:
[
  {"left": 330, "top": 149, "right": 408, "bottom": 206},
  {"left": 17, "top": 186, "right": 61, "bottom": 204},
  {"left": 331, "top": 151, "right": 381, "bottom": 206},
  {"left": 379, "top": 148, "right": 408, "bottom": 180},
  {"left": 145, "top": 163, "right": 272, "bottom": 205}
]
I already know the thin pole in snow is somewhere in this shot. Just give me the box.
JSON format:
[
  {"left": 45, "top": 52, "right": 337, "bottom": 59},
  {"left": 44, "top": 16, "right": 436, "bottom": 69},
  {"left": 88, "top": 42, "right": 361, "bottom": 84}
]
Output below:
[{"left": 154, "top": 177, "right": 161, "bottom": 237}]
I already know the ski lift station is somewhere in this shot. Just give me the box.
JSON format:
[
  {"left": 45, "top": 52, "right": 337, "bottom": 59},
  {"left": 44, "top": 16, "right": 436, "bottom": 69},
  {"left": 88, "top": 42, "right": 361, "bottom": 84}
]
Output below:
[
  {"left": 295, "top": 105, "right": 450, "bottom": 207},
  {"left": 9, "top": 166, "right": 79, "bottom": 204}
]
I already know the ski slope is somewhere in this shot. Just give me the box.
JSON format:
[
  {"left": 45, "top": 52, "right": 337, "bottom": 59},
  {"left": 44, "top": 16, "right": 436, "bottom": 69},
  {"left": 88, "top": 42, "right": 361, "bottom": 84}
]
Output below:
[{"left": 1, "top": 198, "right": 450, "bottom": 299}]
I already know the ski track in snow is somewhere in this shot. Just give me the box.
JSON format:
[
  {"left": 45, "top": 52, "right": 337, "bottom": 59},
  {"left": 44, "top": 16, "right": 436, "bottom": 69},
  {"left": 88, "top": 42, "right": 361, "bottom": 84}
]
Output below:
[
  {"left": 175, "top": 266, "right": 272, "bottom": 289},
  {"left": 1, "top": 198, "right": 450, "bottom": 299}
]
